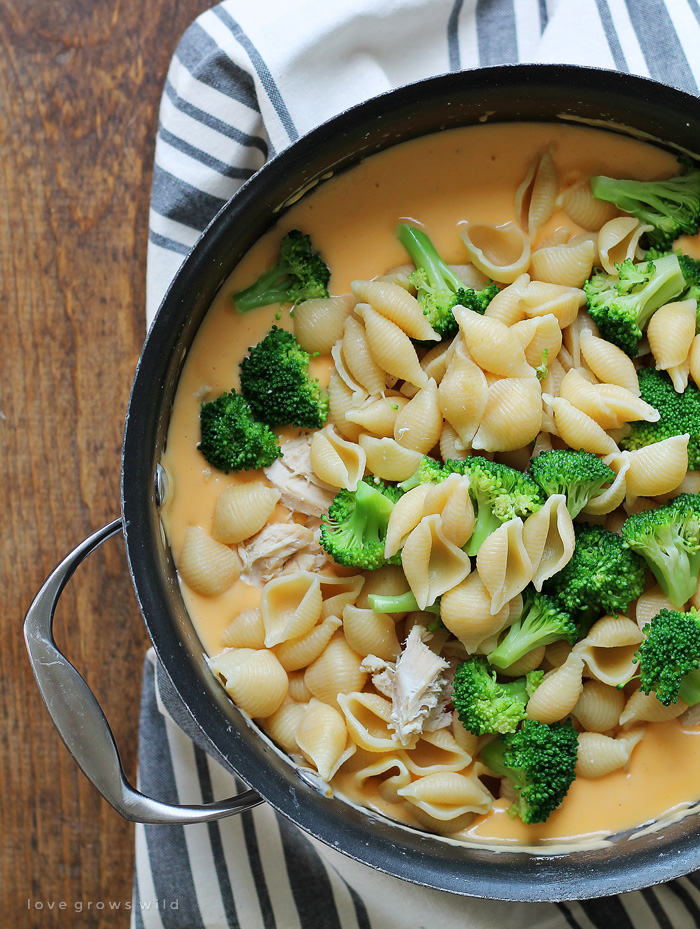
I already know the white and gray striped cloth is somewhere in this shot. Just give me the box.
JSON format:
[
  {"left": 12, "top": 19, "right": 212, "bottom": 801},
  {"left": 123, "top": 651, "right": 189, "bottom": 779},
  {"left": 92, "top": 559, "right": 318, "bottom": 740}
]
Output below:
[{"left": 136, "top": 1, "right": 700, "bottom": 926}]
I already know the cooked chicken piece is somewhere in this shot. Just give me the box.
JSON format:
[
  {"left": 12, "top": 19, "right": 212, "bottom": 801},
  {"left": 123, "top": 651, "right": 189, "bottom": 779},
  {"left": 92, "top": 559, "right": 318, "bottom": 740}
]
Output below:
[
  {"left": 263, "top": 433, "right": 335, "bottom": 517},
  {"left": 238, "top": 522, "right": 328, "bottom": 587},
  {"left": 360, "top": 626, "right": 451, "bottom": 746}
]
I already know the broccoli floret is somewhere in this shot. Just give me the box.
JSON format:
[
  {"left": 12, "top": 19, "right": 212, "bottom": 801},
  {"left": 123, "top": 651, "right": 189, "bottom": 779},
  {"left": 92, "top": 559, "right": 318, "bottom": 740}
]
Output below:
[
  {"left": 644, "top": 249, "right": 700, "bottom": 315},
  {"left": 480, "top": 719, "right": 579, "bottom": 825},
  {"left": 397, "top": 456, "right": 448, "bottom": 491},
  {"left": 319, "top": 478, "right": 402, "bottom": 570},
  {"left": 584, "top": 255, "right": 685, "bottom": 357},
  {"left": 528, "top": 449, "right": 616, "bottom": 518},
  {"left": 622, "top": 493, "right": 700, "bottom": 608},
  {"left": 239, "top": 326, "right": 328, "bottom": 429},
  {"left": 232, "top": 229, "right": 330, "bottom": 313},
  {"left": 636, "top": 608, "right": 700, "bottom": 706},
  {"left": 487, "top": 590, "right": 578, "bottom": 672},
  {"left": 621, "top": 367, "right": 700, "bottom": 469},
  {"left": 452, "top": 656, "right": 542, "bottom": 737},
  {"left": 544, "top": 522, "right": 647, "bottom": 631},
  {"left": 397, "top": 224, "right": 498, "bottom": 339},
  {"left": 591, "top": 166, "right": 700, "bottom": 251},
  {"left": 198, "top": 390, "right": 281, "bottom": 473}
]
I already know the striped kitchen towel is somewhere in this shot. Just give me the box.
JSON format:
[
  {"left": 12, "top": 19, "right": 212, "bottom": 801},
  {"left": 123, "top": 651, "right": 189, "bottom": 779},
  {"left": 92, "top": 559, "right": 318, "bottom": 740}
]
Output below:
[{"left": 136, "top": 1, "right": 700, "bottom": 927}]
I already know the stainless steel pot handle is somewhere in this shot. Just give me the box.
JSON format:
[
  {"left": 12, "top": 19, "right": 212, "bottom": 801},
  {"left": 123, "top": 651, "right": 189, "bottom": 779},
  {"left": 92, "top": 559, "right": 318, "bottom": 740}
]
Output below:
[{"left": 24, "top": 518, "right": 263, "bottom": 824}]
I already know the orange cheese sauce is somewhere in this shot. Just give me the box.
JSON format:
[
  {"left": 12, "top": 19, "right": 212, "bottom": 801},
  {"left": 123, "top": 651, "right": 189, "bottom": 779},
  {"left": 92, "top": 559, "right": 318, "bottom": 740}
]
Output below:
[{"left": 160, "top": 121, "right": 700, "bottom": 846}]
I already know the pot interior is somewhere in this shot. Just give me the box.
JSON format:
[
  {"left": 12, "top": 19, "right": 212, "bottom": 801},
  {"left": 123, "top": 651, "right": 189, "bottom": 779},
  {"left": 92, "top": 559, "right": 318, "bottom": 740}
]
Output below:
[{"left": 122, "top": 64, "right": 700, "bottom": 900}]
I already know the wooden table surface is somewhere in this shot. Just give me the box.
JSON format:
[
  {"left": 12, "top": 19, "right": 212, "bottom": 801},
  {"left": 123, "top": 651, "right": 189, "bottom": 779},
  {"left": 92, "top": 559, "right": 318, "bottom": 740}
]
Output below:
[{"left": 2, "top": 1, "right": 215, "bottom": 924}]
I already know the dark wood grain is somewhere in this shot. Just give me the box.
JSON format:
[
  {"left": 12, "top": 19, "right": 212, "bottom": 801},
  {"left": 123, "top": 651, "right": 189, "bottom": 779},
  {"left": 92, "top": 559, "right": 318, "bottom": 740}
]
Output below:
[{"left": 1, "top": 1, "right": 215, "bottom": 924}]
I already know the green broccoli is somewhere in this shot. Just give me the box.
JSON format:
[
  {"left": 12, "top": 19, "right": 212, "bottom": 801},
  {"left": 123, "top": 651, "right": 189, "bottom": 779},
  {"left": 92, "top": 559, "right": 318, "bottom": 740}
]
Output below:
[
  {"left": 487, "top": 590, "right": 578, "bottom": 672},
  {"left": 239, "top": 326, "right": 328, "bottom": 429},
  {"left": 544, "top": 522, "right": 647, "bottom": 631},
  {"left": 368, "top": 591, "right": 441, "bottom": 617},
  {"left": 480, "top": 719, "right": 579, "bottom": 825},
  {"left": 399, "top": 456, "right": 543, "bottom": 554},
  {"left": 397, "top": 223, "right": 499, "bottom": 339},
  {"left": 232, "top": 229, "right": 330, "bottom": 313},
  {"left": 635, "top": 608, "right": 700, "bottom": 706},
  {"left": 528, "top": 449, "right": 616, "bottom": 518},
  {"left": 621, "top": 367, "right": 700, "bottom": 470},
  {"left": 622, "top": 494, "right": 700, "bottom": 608},
  {"left": 583, "top": 255, "right": 685, "bottom": 357},
  {"left": 590, "top": 165, "right": 700, "bottom": 251},
  {"left": 198, "top": 390, "right": 281, "bottom": 473},
  {"left": 643, "top": 248, "right": 700, "bottom": 315},
  {"left": 452, "top": 656, "right": 543, "bottom": 737},
  {"left": 319, "top": 478, "right": 402, "bottom": 570}
]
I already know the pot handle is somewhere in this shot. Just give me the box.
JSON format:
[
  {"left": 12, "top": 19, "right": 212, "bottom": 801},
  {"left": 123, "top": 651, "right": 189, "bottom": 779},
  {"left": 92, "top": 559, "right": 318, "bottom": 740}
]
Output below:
[{"left": 24, "top": 518, "right": 263, "bottom": 824}]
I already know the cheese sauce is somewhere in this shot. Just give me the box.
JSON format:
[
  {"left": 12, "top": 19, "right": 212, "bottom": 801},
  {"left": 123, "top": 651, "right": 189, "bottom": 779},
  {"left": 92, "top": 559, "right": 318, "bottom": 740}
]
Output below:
[{"left": 160, "top": 122, "right": 700, "bottom": 846}]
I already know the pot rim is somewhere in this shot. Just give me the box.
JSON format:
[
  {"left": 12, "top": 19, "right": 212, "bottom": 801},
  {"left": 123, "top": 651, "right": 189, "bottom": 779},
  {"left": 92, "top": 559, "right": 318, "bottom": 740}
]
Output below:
[{"left": 121, "top": 63, "right": 700, "bottom": 900}]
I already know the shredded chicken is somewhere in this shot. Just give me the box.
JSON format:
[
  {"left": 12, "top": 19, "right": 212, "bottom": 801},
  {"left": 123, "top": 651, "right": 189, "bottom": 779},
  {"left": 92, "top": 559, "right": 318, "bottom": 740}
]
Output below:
[
  {"left": 263, "top": 433, "right": 335, "bottom": 517},
  {"left": 238, "top": 522, "right": 328, "bottom": 587},
  {"left": 360, "top": 626, "right": 451, "bottom": 746}
]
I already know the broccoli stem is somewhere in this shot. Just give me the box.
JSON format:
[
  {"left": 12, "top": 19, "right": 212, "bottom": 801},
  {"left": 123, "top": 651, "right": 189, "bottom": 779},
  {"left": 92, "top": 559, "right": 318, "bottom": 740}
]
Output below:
[
  {"left": 369, "top": 591, "right": 440, "bottom": 615},
  {"left": 678, "top": 668, "right": 700, "bottom": 706},
  {"left": 233, "top": 263, "right": 291, "bottom": 314},
  {"left": 397, "top": 224, "right": 464, "bottom": 292},
  {"left": 466, "top": 506, "right": 503, "bottom": 556},
  {"left": 480, "top": 737, "right": 509, "bottom": 778},
  {"left": 649, "top": 548, "right": 700, "bottom": 609}
]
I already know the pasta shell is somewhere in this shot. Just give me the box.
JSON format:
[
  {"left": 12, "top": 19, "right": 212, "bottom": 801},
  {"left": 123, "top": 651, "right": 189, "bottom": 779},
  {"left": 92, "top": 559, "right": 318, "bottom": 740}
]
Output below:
[
  {"left": 563, "top": 309, "right": 599, "bottom": 369},
  {"left": 529, "top": 238, "right": 596, "bottom": 288},
  {"left": 263, "top": 700, "right": 308, "bottom": 753},
  {"left": 358, "top": 435, "right": 424, "bottom": 482},
  {"left": 440, "top": 573, "right": 512, "bottom": 652},
  {"left": 573, "top": 680, "right": 626, "bottom": 733},
  {"left": 337, "top": 691, "right": 404, "bottom": 752},
  {"left": 342, "top": 604, "right": 400, "bottom": 661},
  {"left": 459, "top": 219, "right": 531, "bottom": 284},
  {"left": 526, "top": 651, "right": 584, "bottom": 724},
  {"left": 439, "top": 422, "right": 472, "bottom": 461},
  {"left": 345, "top": 395, "right": 409, "bottom": 437},
  {"left": 385, "top": 484, "right": 432, "bottom": 558},
  {"left": 296, "top": 697, "right": 353, "bottom": 780},
  {"left": 355, "top": 564, "right": 410, "bottom": 610},
  {"left": 574, "top": 614, "right": 643, "bottom": 687},
  {"left": 559, "top": 368, "right": 616, "bottom": 428},
  {"left": 594, "top": 383, "right": 660, "bottom": 427},
  {"left": 620, "top": 688, "right": 687, "bottom": 727},
  {"left": 583, "top": 451, "right": 630, "bottom": 516},
  {"left": 340, "top": 315, "right": 387, "bottom": 395},
  {"left": 472, "top": 378, "right": 542, "bottom": 452},
  {"left": 598, "top": 217, "right": 651, "bottom": 274},
  {"left": 357, "top": 303, "right": 428, "bottom": 387},
  {"left": 274, "top": 614, "right": 343, "bottom": 671},
  {"left": 209, "top": 648, "right": 288, "bottom": 719},
  {"left": 425, "top": 473, "right": 475, "bottom": 549},
  {"left": 310, "top": 424, "right": 366, "bottom": 491},
  {"left": 327, "top": 373, "right": 365, "bottom": 441},
  {"left": 518, "top": 280, "right": 586, "bottom": 329},
  {"left": 402, "top": 728, "right": 474, "bottom": 776},
  {"left": 351, "top": 279, "right": 439, "bottom": 342},
  {"left": 576, "top": 731, "right": 643, "bottom": 779},
  {"left": 579, "top": 331, "right": 640, "bottom": 395},
  {"left": 397, "top": 770, "right": 494, "bottom": 820},
  {"left": 260, "top": 572, "right": 323, "bottom": 647},
  {"left": 353, "top": 753, "right": 413, "bottom": 803},
  {"left": 544, "top": 394, "right": 620, "bottom": 456},
  {"left": 635, "top": 584, "right": 675, "bottom": 633},
  {"left": 515, "top": 149, "right": 558, "bottom": 239},
  {"left": 476, "top": 518, "right": 533, "bottom": 614},
  {"left": 453, "top": 306, "right": 534, "bottom": 378},
  {"left": 221, "top": 607, "right": 265, "bottom": 649},
  {"left": 559, "top": 178, "right": 618, "bottom": 230},
  {"left": 522, "top": 494, "right": 575, "bottom": 591},
  {"left": 401, "top": 513, "right": 472, "bottom": 609},
  {"left": 485, "top": 273, "right": 530, "bottom": 326},
  {"left": 647, "top": 299, "right": 697, "bottom": 393},
  {"left": 438, "top": 346, "right": 489, "bottom": 449},
  {"left": 511, "top": 314, "right": 562, "bottom": 370},
  {"left": 689, "top": 334, "right": 700, "bottom": 388},
  {"left": 394, "top": 378, "right": 443, "bottom": 453},
  {"left": 212, "top": 482, "right": 281, "bottom": 544},
  {"left": 625, "top": 434, "right": 689, "bottom": 500},
  {"left": 304, "top": 631, "right": 367, "bottom": 708},
  {"left": 287, "top": 669, "right": 312, "bottom": 703},
  {"left": 178, "top": 526, "right": 242, "bottom": 596},
  {"left": 293, "top": 294, "right": 355, "bottom": 354}
]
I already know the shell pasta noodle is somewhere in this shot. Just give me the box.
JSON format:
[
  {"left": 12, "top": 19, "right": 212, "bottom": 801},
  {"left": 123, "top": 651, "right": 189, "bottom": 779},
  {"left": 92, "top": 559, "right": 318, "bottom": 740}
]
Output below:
[{"left": 159, "top": 121, "right": 700, "bottom": 849}]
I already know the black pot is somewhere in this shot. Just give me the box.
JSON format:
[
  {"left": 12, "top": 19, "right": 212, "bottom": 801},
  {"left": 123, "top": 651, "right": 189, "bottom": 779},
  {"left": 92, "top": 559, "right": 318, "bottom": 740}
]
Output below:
[{"left": 25, "top": 64, "right": 700, "bottom": 901}]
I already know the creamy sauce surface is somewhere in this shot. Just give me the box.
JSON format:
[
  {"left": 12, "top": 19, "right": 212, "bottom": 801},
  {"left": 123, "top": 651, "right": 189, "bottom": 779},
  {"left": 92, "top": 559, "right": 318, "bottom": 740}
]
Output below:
[{"left": 160, "top": 122, "right": 700, "bottom": 846}]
